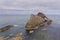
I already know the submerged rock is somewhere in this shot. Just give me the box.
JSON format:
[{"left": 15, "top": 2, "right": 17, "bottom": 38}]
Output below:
[
  {"left": 29, "top": 31, "right": 34, "bottom": 34},
  {"left": 0, "top": 25, "right": 13, "bottom": 32}
]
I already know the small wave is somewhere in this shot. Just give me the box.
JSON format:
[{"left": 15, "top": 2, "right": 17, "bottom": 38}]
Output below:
[{"left": 13, "top": 25, "right": 19, "bottom": 27}]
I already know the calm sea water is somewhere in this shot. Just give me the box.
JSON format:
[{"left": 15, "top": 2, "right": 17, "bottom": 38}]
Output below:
[
  {"left": 0, "top": 15, "right": 30, "bottom": 36},
  {"left": 0, "top": 15, "right": 60, "bottom": 40}
]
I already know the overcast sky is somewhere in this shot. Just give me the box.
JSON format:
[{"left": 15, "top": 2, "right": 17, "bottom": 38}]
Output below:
[{"left": 0, "top": 0, "right": 60, "bottom": 15}]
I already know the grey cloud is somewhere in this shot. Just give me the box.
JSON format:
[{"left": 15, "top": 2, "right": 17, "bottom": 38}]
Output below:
[{"left": 0, "top": 0, "right": 60, "bottom": 10}]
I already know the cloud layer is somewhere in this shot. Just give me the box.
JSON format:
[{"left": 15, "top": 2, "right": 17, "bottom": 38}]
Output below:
[{"left": 0, "top": 0, "right": 60, "bottom": 11}]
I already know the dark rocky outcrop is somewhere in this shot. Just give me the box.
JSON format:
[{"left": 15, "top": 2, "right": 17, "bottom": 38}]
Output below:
[{"left": 0, "top": 25, "right": 13, "bottom": 32}]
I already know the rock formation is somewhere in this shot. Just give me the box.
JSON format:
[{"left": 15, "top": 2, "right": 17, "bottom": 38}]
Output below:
[
  {"left": 9, "top": 33, "right": 22, "bottom": 40},
  {"left": 0, "top": 25, "right": 13, "bottom": 32},
  {"left": 25, "top": 12, "right": 52, "bottom": 33}
]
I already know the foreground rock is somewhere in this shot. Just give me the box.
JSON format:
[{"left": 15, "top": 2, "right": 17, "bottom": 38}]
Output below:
[
  {"left": 0, "top": 25, "right": 13, "bottom": 32},
  {"left": 25, "top": 12, "right": 52, "bottom": 33},
  {"left": 0, "top": 36, "right": 5, "bottom": 40},
  {"left": 9, "top": 33, "right": 22, "bottom": 40},
  {"left": 0, "top": 33, "right": 22, "bottom": 40}
]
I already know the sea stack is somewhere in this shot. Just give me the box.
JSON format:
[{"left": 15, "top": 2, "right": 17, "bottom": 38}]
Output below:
[{"left": 25, "top": 12, "right": 52, "bottom": 33}]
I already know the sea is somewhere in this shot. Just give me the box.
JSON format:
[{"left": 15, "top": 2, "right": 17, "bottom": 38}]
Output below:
[{"left": 0, "top": 10, "right": 60, "bottom": 40}]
